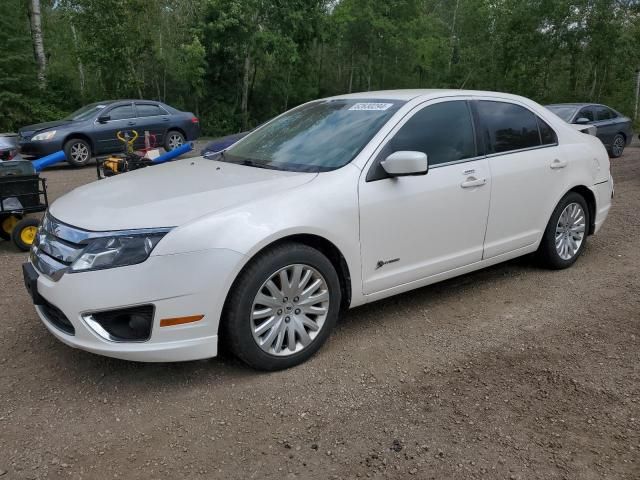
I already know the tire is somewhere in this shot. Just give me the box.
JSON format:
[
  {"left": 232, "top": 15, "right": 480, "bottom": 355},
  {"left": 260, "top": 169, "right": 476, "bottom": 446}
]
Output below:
[
  {"left": 224, "top": 242, "right": 342, "bottom": 371},
  {"left": 11, "top": 217, "right": 40, "bottom": 251},
  {"left": 609, "top": 134, "right": 625, "bottom": 158},
  {"left": 0, "top": 214, "right": 22, "bottom": 241},
  {"left": 164, "top": 130, "right": 185, "bottom": 151},
  {"left": 537, "top": 192, "right": 590, "bottom": 270},
  {"left": 64, "top": 138, "right": 92, "bottom": 167}
]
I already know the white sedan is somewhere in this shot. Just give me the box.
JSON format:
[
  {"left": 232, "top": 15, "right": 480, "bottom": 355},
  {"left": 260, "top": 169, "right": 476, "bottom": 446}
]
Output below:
[{"left": 23, "top": 90, "right": 613, "bottom": 370}]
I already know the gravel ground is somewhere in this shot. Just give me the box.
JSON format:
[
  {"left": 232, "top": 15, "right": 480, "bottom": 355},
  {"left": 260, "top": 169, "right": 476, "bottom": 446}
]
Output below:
[{"left": 0, "top": 140, "right": 638, "bottom": 480}]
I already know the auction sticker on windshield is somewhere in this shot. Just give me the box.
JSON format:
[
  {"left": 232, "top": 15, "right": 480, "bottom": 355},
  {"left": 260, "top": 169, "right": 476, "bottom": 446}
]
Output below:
[{"left": 349, "top": 103, "right": 394, "bottom": 111}]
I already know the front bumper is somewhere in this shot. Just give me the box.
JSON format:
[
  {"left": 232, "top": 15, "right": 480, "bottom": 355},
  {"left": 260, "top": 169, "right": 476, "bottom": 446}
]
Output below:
[
  {"left": 28, "top": 248, "right": 244, "bottom": 362},
  {"left": 19, "top": 139, "right": 64, "bottom": 158}
]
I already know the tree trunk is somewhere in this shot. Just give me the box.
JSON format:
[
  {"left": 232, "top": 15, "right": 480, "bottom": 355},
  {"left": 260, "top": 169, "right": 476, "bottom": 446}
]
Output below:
[
  {"left": 348, "top": 50, "right": 354, "bottom": 93},
  {"left": 241, "top": 51, "right": 251, "bottom": 130},
  {"left": 28, "top": 0, "right": 46, "bottom": 88},
  {"left": 70, "top": 23, "right": 85, "bottom": 98},
  {"left": 448, "top": 0, "right": 460, "bottom": 74}
]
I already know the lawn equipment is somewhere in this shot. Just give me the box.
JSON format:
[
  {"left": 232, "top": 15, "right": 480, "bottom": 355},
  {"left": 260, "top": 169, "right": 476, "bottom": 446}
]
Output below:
[
  {"left": 97, "top": 130, "right": 153, "bottom": 178},
  {"left": 0, "top": 160, "right": 49, "bottom": 251},
  {"left": 96, "top": 129, "right": 194, "bottom": 179}
]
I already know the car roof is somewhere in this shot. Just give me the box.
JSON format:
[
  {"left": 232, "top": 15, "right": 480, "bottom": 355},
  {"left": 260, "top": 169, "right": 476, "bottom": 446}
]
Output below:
[
  {"left": 547, "top": 103, "right": 606, "bottom": 108},
  {"left": 325, "top": 89, "right": 544, "bottom": 103}
]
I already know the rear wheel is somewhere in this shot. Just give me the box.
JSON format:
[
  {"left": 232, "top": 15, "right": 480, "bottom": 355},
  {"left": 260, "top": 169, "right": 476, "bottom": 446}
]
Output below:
[
  {"left": 0, "top": 214, "right": 22, "bottom": 240},
  {"left": 164, "top": 130, "right": 185, "bottom": 151},
  {"left": 64, "top": 138, "right": 92, "bottom": 167},
  {"left": 537, "top": 192, "right": 589, "bottom": 269},
  {"left": 610, "top": 134, "right": 625, "bottom": 158},
  {"left": 11, "top": 217, "right": 40, "bottom": 251},
  {"left": 224, "top": 243, "right": 342, "bottom": 371}
]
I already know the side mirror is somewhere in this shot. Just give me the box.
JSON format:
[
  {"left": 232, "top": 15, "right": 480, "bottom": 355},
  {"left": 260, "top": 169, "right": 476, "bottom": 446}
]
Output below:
[
  {"left": 380, "top": 151, "right": 428, "bottom": 177},
  {"left": 575, "top": 117, "right": 590, "bottom": 125},
  {"left": 98, "top": 115, "right": 111, "bottom": 123}
]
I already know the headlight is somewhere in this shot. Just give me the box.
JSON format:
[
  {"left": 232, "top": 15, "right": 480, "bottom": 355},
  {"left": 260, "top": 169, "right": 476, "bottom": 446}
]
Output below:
[
  {"left": 32, "top": 130, "right": 57, "bottom": 141},
  {"left": 70, "top": 232, "right": 168, "bottom": 272}
]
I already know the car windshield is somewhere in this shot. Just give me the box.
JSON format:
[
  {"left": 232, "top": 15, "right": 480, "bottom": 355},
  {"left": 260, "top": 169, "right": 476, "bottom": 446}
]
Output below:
[
  {"left": 222, "top": 99, "right": 404, "bottom": 172},
  {"left": 547, "top": 105, "right": 578, "bottom": 122},
  {"left": 64, "top": 103, "right": 109, "bottom": 121}
]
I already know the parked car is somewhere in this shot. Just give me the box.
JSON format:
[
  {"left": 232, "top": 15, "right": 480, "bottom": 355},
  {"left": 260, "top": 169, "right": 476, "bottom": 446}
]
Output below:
[
  {"left": 18, "top": 100, "right": 200, "bottom": 166},
  {"left": 0, "top": 134, "right": 19, "bottom": 161},
  {"left": 201, "top": 132, "right": 249, "bottom": 157},
  {"left": 546, "top": 103, "right": 633, "bottom": 158},
  {"left": 23, "top": 90, "right": 613, "bottom": 370}
]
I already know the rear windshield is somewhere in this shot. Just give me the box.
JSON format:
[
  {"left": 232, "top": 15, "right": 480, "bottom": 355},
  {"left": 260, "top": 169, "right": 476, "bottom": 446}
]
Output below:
[{"left": 223, "top": 99, "right": 404, "bottom": 172}]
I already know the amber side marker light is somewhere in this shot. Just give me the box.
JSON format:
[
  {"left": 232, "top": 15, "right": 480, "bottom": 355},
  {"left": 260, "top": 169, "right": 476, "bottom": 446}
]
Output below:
[{"left": 160, "top": 315, "right": 204, "bottom": 327}]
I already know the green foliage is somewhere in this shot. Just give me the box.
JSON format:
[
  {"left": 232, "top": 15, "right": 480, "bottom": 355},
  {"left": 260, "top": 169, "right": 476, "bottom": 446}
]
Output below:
[{"left": 2, "top": 0, "right": 640, "bottom": 135}]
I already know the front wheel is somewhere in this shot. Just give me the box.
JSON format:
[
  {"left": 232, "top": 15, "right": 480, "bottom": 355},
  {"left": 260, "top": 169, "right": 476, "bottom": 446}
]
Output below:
[
  {"left": 537, "top": 192, "right": 590, "bottom": 269},
  {"left": 224, "top": 243, "right": 342, "bottom": 371},
  {"left": 610, "top": 134, "right": 625, "bottom": 158},
  {"left": 64, "top": 138, "right": 92, "bottom": 167}
]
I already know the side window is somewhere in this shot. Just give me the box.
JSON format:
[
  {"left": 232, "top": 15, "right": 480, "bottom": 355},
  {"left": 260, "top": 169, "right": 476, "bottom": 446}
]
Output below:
[
  {"left": 595, "top": 107, "right": 611, "bottom": 121},
  {"left": 108, "top": 104, "right": 135, "bottom": 121},
  {"left": 476, "top": 101, "right": 541, "bottom": 153},
  {"left": 537, "top": 116, "right": 558, "bottom": 145},
  {"left": 577, "top": 108, "right": 594, "bottom": 122},
  {"left": 136, "top": 104, "right": 164, "bottom": 117},
  {"left": 388, "top": 101, "right": 476, "bottom": 166}
]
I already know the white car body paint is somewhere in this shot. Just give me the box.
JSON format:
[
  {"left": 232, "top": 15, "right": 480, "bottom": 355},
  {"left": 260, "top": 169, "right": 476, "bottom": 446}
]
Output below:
[{"left": 30, "top": 90, "right": 612, "bottom": 362}]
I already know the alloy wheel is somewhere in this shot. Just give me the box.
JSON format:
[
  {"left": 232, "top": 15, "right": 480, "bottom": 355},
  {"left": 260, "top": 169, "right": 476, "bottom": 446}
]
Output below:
[
  {"left": 168, "top": 134, "right": 184, "bottom": 150},
  {"left": 555, "top": 202, "right": 586, "bottom": 260},
  {"left": 612, "top": 136, "right": 624, "bottom": 157},
  {"left": 70, "top": 143, "right": 89, "bottom": 163},
  {"left": 251, "top": 264, "right": 330, "bottom": 356}
]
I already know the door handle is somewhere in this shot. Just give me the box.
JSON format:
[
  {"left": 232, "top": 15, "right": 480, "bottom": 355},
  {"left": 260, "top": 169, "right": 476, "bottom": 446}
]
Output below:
[
  {"left": 162, "top": 117, "right": 170, "bottom": 122},
  {"left": 127, "top": 121, "right": 136, "bottom": 126},
  {"left": 460, "top": 177, "right": 487, "bottom": 189},
  {"left": 550, "top": 159, "right": 567, "bottom": 169}
]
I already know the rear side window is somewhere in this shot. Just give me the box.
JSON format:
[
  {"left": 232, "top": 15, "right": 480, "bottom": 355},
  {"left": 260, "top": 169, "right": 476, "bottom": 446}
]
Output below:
[
  {"left": 577, "top": 108, "right": 594, "bottom": 122},
  {"left": 595, "top": 107, "right": 612, "bottom": 121},
  {"left": 387, "top": 101, "right": 476, "bottom": 166},
  {"left": 537, "top": 117, "right": 558, "bottom": 145},
  {"left": 108, "top": 104, "right": 135, "bottom": 120},
  {"left": 476, "top": 101, "right": 541, "bottom": 154},
  {"left": 136, "top": 104, "right": 164, "bottom": 117}
]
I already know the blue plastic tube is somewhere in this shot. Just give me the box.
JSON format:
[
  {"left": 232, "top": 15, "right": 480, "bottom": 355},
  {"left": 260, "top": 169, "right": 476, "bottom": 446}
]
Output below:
[
  {"left": 153, "top": 143, "right": 193, "bottom": 164},
  {"left": 32, "top": 150, "right": 67, "bottom": 172}
]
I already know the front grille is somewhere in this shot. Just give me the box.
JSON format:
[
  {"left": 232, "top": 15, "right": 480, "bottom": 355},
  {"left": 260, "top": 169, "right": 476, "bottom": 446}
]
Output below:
[
  {"left": 31, "top": 213, "right": 87, "bottom": 280},
  {"left": 40, "top": 299, "right": 75, "bottom": 335}
]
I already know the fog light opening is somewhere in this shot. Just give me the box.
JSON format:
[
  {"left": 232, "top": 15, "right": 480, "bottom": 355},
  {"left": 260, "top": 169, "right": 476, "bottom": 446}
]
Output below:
[{"left": 83, "top": 305, "right": 154, "bottom": 342}]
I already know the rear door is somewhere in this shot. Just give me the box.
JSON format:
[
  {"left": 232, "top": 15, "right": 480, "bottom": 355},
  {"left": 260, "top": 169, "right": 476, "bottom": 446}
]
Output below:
[
  {"left": 93, "top": 103, "right": 137, "bottom": 154},
  {"left": 593, "top": 105, "right": 616, "bottom": 147},
  {"left": 476, "top": 100, "right": 569, "bottom": 259},
  {"left": 134, "top": 103, "right": 170, "bottom": 149}
]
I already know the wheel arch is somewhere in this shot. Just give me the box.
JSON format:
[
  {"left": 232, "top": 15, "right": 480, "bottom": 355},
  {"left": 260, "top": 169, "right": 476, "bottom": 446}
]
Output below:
[
  {"left": 223, "top": 233, "right": 353, "bottom": 315},
  {"left": 166, "top": 127, "right": 187, "bottom": 140},
  {"left": 63, "top": 133, "right": 95, "bottom": 152},
  {"left": 567, "top": 185, "right": 597, "bottom": 235}
]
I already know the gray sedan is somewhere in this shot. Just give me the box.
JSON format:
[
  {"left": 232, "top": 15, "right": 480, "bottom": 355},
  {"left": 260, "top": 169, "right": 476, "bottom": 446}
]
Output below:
[{"left": 546, "top": 103, "right": 633, "bottom": 158}]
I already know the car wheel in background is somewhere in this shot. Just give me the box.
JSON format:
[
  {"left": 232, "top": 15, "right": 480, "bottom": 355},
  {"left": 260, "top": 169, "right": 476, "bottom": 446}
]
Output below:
[
  {"left": 223, "top": 242, "right": 342, "bottom": 371},
  {"left": 64, "top": 138, "right": 92, "bottom": 167},
  {"left": 11, "top": 217, "right": 40, "bottom": 251},
  {"left": 610, "top": 134, "right": 625, "bottom": 158},
  {"left": 537, "top": 192, "right": 590, "bottom": 270},
  {"left": 164, "top": 130, "right": 185, "bottom": 151}
]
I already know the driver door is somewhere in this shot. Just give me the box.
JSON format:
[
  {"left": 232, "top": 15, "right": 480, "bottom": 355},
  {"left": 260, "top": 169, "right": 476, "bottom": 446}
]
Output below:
[{"left": 358, "top": 99, "right": 491, "bottom": 295}]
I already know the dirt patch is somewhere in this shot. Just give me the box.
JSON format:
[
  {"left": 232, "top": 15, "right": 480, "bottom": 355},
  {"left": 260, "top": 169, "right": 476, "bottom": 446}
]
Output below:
[{"left": 0, "top": 143, "right": 638, "bottom": 479}]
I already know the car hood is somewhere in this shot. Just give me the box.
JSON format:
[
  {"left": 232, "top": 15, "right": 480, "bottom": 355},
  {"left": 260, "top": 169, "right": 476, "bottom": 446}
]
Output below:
[
  {"left": 49, "top": 158, "right": 317, "bottom": 231},
  {"left": 19, "top": 120, "right": 73, "bottom": 137}
]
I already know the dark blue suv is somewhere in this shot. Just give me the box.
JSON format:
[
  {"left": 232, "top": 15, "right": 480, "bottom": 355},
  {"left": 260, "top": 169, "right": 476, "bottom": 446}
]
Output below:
[{"left": 18, "top": 100, "right": 200, "bottom": 166}]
